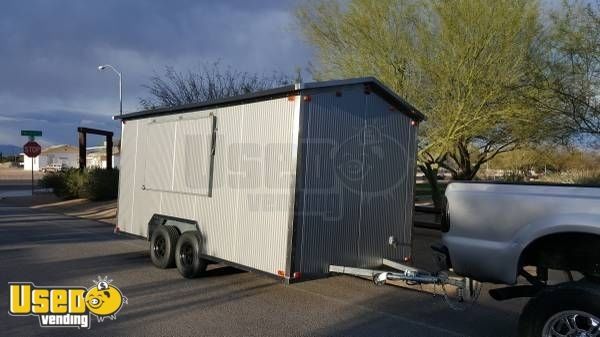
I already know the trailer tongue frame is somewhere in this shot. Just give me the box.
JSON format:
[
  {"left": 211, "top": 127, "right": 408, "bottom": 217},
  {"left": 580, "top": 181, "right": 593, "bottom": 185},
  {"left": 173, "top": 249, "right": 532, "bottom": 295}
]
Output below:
[{"left": 329, "top": 258, "right": 480, "bottom": 308}]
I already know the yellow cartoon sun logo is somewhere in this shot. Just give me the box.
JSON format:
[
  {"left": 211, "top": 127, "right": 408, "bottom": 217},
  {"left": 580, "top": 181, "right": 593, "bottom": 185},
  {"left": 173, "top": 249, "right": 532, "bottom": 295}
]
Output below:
[{"left": 85, "top": 277, "right": 127, "bottom": 321}]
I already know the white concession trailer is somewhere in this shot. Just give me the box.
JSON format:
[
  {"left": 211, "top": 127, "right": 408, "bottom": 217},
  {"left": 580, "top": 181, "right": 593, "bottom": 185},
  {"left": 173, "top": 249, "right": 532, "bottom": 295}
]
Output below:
[{"left": 115, "top": 77, "right": 425, "bottom": 281}]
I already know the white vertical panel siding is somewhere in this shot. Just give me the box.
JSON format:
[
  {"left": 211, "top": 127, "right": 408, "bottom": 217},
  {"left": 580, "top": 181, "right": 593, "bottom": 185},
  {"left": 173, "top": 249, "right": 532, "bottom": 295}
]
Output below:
[
  {"left": 116, "top": 120, "right": 138, "bottom": 233},
  {"left": 131, "top": 120, "right": 161, "bottom": 237},
  {"left": 192, "top": 106, "right": 243, "bottom": 260},
  {"left": 234, "top": 98, "right": 296, "bottom": 274},
  {"left": 161, "top": 193, "right": 196, "bottom": 224},
  {"left": 126, "top": 98, "right": 295, "bottom": 274},
  {"left": 172, "top": 116, "right": 214, "bottom": 195},
  {"left": 144, "top": 121, "right": 176, "bottom": 191}
]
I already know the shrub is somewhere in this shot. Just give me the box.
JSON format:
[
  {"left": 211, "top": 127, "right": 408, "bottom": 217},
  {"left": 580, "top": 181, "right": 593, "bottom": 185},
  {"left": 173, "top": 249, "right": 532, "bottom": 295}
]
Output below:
[
  {"left": 500, "top": 171, "right": 526, "bottom": 183},
  {"left": 39, "top": 168, "right": 119, "bottom": 200},
  {"left": 540, "top": 170, "right": 600, "bottom": 185},
  {"left": 39, "top": 171, "right": 66, "bottom": 195},
  {"left": 86, "top": 168, "right": 119, "bottom": 201},
  {"left": 63, "top": 169, "right": 89, "bottom": 199}
]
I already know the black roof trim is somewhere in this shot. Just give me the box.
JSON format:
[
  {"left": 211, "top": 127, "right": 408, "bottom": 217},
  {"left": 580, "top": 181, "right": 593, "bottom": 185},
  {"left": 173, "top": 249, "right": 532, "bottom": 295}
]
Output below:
[{"left": 114, "top": 77, "right": 426, "bottom": 122}]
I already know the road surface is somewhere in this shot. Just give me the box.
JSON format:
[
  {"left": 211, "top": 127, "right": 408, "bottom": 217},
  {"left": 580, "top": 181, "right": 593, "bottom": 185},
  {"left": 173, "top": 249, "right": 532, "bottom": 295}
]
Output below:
[{"left": 0, "top": 204, "right": 526, "bottom": 336}]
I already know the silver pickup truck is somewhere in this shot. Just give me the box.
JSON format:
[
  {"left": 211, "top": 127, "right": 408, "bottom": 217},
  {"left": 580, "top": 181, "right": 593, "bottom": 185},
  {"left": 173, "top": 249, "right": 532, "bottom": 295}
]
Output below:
[{"left": 441, "top": 181, "right": 600, "bottom": 337}]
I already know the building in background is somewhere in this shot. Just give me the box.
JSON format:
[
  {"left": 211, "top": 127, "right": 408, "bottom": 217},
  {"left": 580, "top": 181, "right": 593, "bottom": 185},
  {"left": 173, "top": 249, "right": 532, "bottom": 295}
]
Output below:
[
  {"left": 21, "top": 142, "right": 120, "bottom": 171},
  {"left": 22, "top": 144, "right": 79, "bottom": 171},
  {"left": 86, "top": 140, "right": 120, "bottom": 169}
]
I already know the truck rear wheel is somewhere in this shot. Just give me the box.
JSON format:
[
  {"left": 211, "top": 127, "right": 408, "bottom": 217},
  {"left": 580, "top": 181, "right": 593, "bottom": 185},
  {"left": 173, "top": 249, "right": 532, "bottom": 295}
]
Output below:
[
  {"left": 175, "top": 232, "right": 207, "bottom": 279},
  {"left": 518, "top": 281, "right": 600, "bottom": 337},
  {"left": 150, "top": 225, "right": 180, "bottom": 269}
]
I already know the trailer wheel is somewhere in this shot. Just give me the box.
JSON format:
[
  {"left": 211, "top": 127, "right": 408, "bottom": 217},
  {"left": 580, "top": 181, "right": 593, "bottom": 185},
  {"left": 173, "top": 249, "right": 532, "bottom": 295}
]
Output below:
[
  {"left": 149, "top": 225, "right": 180, "bottom": 269},
  {"left": 175, "top": 232, "right": 207, "bottom": 279},
  {"left": 518, "top": 281, "right": 600, "bottom": 337}
]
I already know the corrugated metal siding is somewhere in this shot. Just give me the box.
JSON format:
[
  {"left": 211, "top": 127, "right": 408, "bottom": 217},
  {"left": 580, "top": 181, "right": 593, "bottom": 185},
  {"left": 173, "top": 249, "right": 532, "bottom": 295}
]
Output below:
[
  {"left": 144, "top": 121, "right": 176, "bottom": 191},
  {"left": 119, "top": 85, "right": 416, "bottom": 277},
  {"left": 125, "top": 98, "right": 296, "bottom": 275},
  {"left": 359, "top": 91, "right": 414, "bottom": 265},
  {"left": 161, "top": 193, "right": 196, "bottom": 223},
  {"left": 131, "top": 119, "right": 161, "bottom": 237},
  {"left": 172, "top": 116, "right": 214, "bottom": 195},
  {"left": 295, "top": 85, "right": 366, "bottom": 274},
  {"left": 234, "top": 99, "right": 296, "bottom": 273},
  {"left": 116, "top": 120, "right": 137, "bottom": 233},
  {"left": 197, "top": 106, "right": 242, "bottom": 260},
  {"left": 295, "top": 84, "right": 416, "bottom": 274}
]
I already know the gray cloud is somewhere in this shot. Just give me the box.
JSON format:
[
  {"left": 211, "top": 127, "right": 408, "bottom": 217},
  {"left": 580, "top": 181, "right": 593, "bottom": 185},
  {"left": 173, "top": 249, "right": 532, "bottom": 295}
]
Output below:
[{"left": 0, "top": 0, "right": 311, "bottom": 146}]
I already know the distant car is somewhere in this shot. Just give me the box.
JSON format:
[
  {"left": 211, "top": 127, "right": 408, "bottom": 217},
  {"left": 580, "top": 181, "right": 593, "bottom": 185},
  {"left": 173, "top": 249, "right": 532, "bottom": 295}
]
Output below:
[{"left": 41, "top": 163, "right": 65, "bottom": 173}]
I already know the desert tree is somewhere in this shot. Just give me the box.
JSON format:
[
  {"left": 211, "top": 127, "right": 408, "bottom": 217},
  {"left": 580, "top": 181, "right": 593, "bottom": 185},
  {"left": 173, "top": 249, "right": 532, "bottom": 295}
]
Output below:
[
  {"left": 140, "top": 62, "right": 292, "bottom": 109},
  {"left": 297, "top": 0, "right": 552, "bottom": 207},
  {"left": 527, "top": 0, "right": 600, "bottom": 144}
]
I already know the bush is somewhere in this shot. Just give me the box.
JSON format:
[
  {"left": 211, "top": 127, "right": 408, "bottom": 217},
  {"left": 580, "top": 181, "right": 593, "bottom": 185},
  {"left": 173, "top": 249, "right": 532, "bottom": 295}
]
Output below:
[
  {"left": 86, "top": 168, "right": 119, "bottom": 201},
  {"left": 39, "top": 171, "right": 66, "bottom": 194},
  {"left": 63, "top": 169, "right": 89, "bottom": 199},
  {"left": 540, "top": 170, "right": 600, "bottom": 185},
  {"left": 500, "top": 170, "right": 526, "bottom": 183},
  {"left": 39, "top": 168, "right": 119, "bottom": 200}
]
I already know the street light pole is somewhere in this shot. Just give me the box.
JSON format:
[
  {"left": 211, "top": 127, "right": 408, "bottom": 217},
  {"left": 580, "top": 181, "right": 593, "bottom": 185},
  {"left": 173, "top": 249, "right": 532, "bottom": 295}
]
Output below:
[
  {"left": 98, "top": 64, "right": 123, "bottom": 116},
  {"left": 118, "top": 71, "right": 122, "bottom": 117}
]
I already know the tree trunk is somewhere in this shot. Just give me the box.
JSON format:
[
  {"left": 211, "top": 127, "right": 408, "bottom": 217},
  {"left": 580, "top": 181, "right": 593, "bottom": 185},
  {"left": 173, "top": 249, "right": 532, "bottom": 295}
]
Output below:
[
  {"left": 419, "top": 164, "right": 443, "bottom": 210},
  {"left": 445, "top": 142, "right": 482, "bottom": 181},
  {"left": 453, "top": 165, "right": 478, "bottom": 180}
]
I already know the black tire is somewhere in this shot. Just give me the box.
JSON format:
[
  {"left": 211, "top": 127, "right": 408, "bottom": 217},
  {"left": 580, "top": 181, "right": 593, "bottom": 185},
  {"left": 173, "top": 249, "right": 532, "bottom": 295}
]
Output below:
[
  {"left": 518, "top": 281, "right": 600, "bottom": 337},
  {"left": 149, "top": 225, "right": 180, "bottom": 269},
  {"left": 175, "top": 232, "right": 207, "bottom": 279}
]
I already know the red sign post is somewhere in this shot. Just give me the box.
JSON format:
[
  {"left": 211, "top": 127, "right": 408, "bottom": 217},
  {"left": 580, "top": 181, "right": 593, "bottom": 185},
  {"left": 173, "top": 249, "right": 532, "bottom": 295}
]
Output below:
[{"left": 23, "top": 140, "right": 42, "bottom": 196}]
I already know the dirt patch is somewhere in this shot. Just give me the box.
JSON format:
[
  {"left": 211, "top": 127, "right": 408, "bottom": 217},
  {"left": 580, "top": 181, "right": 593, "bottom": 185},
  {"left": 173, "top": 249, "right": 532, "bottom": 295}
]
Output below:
[
  {"left": 0, "top": 193, "right": 117, "bottom": 225},
  {"left": 0, "top": 167, "right": 45, "bottom": 185}
]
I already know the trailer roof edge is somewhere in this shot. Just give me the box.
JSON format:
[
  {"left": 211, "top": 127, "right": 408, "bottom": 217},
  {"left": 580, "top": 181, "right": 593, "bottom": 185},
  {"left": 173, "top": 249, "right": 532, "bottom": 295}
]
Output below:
[{"left": 114, "top": 77, "right": 426, "bottom": 122}]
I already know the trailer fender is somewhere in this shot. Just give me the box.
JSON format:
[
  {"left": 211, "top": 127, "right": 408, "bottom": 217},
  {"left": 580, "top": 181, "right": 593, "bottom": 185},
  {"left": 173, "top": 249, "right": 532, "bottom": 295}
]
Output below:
[{"left": 148, "top": 214, "right": 200, "bottom": 240}]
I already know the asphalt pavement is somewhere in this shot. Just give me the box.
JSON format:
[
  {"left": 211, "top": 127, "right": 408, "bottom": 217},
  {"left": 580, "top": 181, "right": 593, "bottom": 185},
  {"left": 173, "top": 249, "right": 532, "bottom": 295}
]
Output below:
[{"left": 0, "top": 205, "right": 527, "bottom": 337}]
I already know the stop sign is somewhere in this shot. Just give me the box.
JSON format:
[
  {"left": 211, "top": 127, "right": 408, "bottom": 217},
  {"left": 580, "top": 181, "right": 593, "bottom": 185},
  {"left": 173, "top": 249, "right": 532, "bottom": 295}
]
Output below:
[{"left": 23, "top": 141, "right": 42, "bottom": 158}]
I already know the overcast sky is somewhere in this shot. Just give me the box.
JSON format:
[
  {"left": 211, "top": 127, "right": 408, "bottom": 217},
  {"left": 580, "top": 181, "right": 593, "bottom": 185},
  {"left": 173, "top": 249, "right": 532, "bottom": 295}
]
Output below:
[{"left": 0, "top": 0, "right": 311, "bottom": 147}]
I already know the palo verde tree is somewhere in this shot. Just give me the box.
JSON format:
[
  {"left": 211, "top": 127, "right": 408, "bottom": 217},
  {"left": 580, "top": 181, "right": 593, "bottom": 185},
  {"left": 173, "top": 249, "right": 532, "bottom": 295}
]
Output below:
[
  {"left": 297, "top": 0, "right": 552, "bottom": 207},
  {"left": 527, "top": 0, "right": 600, "bottom": 144}
]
